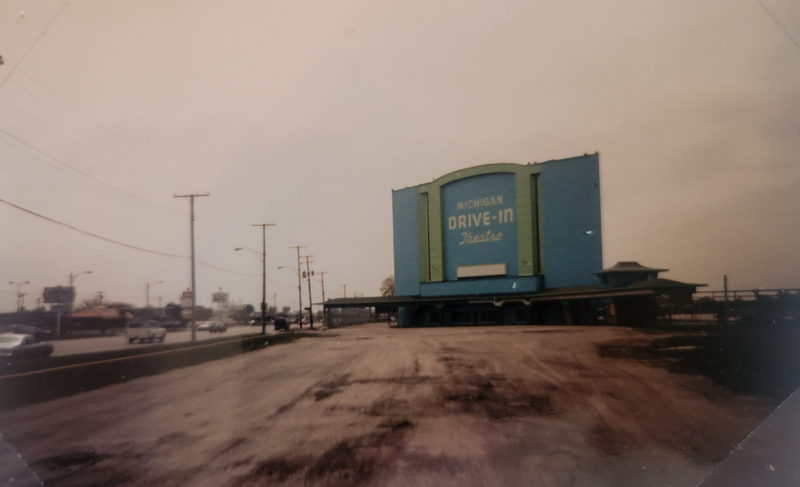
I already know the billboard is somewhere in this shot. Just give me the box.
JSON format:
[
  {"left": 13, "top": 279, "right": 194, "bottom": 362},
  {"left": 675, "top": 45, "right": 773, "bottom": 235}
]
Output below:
[
  {"left": 441, "top": 172, "right": 517, "bottom": 280},
  {"left": 43, "top": 286, "right": 76, "bottom": 304},
  {"left": 212, "top": 290, "right": 229, "bottom": 305}
]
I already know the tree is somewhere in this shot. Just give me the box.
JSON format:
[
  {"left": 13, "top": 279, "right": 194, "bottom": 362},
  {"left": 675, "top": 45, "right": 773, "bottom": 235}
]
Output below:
[
  {"left": 76, "top": 297, "right": 102, "bottom": 311},
  {"left": 380, "top": 275, "right": 395, "bottom": 297},
  {"left": 194, "top": 306, "right": 213, "bottom": 321}
]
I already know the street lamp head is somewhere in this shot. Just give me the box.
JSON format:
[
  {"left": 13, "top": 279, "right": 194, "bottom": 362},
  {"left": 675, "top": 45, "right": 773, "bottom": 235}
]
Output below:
[{"left": 234, "top": 248, "right": 244, "bottom": 251}]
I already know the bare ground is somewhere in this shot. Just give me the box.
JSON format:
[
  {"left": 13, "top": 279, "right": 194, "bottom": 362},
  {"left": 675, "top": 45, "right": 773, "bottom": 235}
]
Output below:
[{"left": 0, "top": 324, "right": 779, "bottom": 486}]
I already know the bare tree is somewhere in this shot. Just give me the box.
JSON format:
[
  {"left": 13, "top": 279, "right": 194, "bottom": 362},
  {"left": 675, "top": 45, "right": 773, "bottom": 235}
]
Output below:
[{"left": 380, "top": 275, "right": 395, "bottom": 297}]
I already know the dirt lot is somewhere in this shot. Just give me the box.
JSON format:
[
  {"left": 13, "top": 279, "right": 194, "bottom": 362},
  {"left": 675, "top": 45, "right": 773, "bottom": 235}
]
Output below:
[{"left": 0, "top": 323, "right": 781, "bottom": 486}]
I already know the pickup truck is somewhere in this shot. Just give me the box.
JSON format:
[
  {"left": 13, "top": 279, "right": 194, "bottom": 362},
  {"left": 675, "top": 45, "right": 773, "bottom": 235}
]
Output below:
[{"left": 127, "top": 321, "right": 167, "bottom": 344}]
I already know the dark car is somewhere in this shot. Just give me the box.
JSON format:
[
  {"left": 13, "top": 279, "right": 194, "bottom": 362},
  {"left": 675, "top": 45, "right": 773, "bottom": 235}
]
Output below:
[
  {"left": 274, "top": 317, "right": 289, "bottom": 331},
  {"left": 0, "top": 333, "right": 54, "bottom": 364},
  {"left": 209, "top": 322, "right": 228, "bottom": 333},
  {"left": 161, "top": 320, "right": 185, "bottom": 331},
  {"left": 0, "top": 324, "right": 52, "bottom": 341}
]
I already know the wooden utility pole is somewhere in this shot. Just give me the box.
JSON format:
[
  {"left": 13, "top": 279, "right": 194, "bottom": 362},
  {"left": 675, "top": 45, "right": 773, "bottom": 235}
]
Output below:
[
  {"left": 253, "top": 224, "right": 276, "bottom": 335},
  {"left": 304, "top": 255, "right": 314, "bottom": 329},
  {"left": 289, "top": 245, "right": 304, "bottom": 327},
  {"left": 319, "top": 272, "right": 327, "bottom": 326},
  {"left": 174, "top": 192, "right": 210, "bottom": 342}
]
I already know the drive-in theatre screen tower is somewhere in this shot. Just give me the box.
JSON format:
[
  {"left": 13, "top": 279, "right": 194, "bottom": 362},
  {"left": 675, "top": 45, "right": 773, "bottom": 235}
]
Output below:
[{"left": 325, "top": 153, "right": 702, "bottom": 326}]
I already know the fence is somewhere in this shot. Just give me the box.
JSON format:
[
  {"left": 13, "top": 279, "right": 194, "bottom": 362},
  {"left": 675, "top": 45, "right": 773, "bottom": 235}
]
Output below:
[{"left": 659, "top": 289, "right": 800, "bottom": 326}]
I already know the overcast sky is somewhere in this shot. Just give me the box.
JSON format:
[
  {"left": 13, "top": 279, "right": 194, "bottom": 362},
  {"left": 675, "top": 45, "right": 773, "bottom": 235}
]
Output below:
[{"left": 1, "top": 0, "right": 799, "bottom": 311}]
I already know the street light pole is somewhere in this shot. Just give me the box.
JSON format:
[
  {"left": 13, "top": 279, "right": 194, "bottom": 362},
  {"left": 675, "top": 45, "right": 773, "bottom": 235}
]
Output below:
[
  {"left": 289, "top": 245, "right": 304, "bottom": 327},
  {"left": 252, "top": 223, "right": 276, "bottom": 335},
  {"left": 146, "top": 280, "right": 164, "bottom": 307},
  {"left": 66, "top": 270, "right": 92, "bottom": 313},
  {"left": 174, "top": 192, "right": 210, "bottom": 342},
  {"left": 68, "top": 270, "right": 92, "bottom": 287},
  {"left": 8, "top": 281, "right": 30, "bottom": 312}
]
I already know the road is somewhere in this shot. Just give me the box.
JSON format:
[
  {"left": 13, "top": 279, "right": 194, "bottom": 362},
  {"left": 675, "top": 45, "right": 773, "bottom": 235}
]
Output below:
[
  {"left": 0, "top": 323, "right": 777, "bottom": 487},
  {"left": 52, "top": 325, "right": 267, "bottom": 356}
]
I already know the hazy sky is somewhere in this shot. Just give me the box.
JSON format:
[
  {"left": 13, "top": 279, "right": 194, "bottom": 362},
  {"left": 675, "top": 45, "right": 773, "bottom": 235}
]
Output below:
[{"left": 1, "top": 0, "right": 799, "bottom": 311}]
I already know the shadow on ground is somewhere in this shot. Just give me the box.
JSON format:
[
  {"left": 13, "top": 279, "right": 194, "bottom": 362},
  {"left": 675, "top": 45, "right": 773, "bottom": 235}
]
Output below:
[{"left": 598, "top": 326, "right": 800, "bottom": 400}]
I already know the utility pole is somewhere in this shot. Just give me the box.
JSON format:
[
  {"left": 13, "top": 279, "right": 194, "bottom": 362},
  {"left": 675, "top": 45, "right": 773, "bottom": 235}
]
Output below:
[
  {"left": 9, "top": 281, "right": 30, "bottom": 312},
  {"left": 289, "top": 245, "right": 304, "bottom": 327},
  {"left": 343, "top": 284, "right": 347, "bottom": 298},
  {"left": 273, "top": 292, "right": 277, "bottom": 311},
  {"left": 304, "top": 255, "right": 314, "bottom": 329},
  {"left": 253, "top": 223, "right": 276, "bottom": 335},
  {"left": 174, "top": 192, "right": 210, "bottom": 342},
  {"left": 320, "top": 272, "right": 327, "bottom": 326},
  {"left": 721, "top": 274, "right": 729, "bottom": 326}
]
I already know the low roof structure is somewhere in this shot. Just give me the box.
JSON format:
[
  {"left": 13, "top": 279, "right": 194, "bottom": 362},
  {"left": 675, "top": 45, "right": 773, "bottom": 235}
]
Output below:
[
  {"left": 324, "top": 286, "right": 657, "bottom": 309},
  {"left": 323, "top": 273, "right": 706, "bottom": 310},
  {"left": 596, "top": 261, "right": 668, "bottom": 275}
]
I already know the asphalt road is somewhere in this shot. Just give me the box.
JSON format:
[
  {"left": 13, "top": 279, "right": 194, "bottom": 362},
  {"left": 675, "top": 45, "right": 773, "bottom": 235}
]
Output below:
[
  {"left": 52, "top": 325, "right": 268, "bottom": 356},
  {"left": 0, "top": 323, "right": 778, "bottom": 487}
]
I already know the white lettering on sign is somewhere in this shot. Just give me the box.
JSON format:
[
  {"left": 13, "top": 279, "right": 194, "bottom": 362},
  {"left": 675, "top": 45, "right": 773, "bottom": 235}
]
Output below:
[
  {"left": 447, "top": 208, "right": 514, "bottom": 230},
  {"left": 459, "top": 230, "right": 504, "bottom": 246},
  {"left": 456, "top": 195, "right": 504, "bottom": 210}
]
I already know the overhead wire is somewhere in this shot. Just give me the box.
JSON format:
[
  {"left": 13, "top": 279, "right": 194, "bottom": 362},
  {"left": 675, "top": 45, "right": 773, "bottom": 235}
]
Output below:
[
  {"left": 0, "top": 0, "right": 70, "bottom": 89},
  {"left": 755, "top": 0, "right": 800, "bottom": 51},
  {"left": 0, "top": 1, "right": 181, "bottom": 218},
  {"left": 0, "top": 196, "right": 258, "bottom": 277},
  {"left": 1, "top": 3, "right": 260, "bottom": 281},
  {"left": 0, "top": 127, "right": 183, "bottom": 216}
]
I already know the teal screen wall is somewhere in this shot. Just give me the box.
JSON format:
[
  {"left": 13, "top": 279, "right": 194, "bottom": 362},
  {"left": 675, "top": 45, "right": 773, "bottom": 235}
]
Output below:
[{"left": 441, "top": 173, "right": 517, "bottom": 280}]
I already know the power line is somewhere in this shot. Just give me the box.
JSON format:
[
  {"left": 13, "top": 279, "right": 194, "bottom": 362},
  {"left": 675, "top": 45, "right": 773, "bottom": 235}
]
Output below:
[
  {"left": 0, "top": 3, "right": 179, "bottom": 217},
  {"left": 0, "top": 1, "right": 70, "bottom": 89},
  {"left": 755, "top": 0, "right": 800, "bottom": 52},
  {"left": 0, "top": 127, "right": 181, "bottom": 216},
  {"left": 0, "top": 196, "right": 257, "bottom": 277},
  {"left": 0, "top": 195, "right": 184, "bottom": 258}
]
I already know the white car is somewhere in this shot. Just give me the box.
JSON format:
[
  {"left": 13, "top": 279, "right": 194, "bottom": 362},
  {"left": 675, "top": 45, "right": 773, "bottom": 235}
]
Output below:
[
  {"left": 127, "top": 321, "right": 166, "bottom": 344},
  {"left": 196, "top": 321, "right": 212, "bottom": 332}
]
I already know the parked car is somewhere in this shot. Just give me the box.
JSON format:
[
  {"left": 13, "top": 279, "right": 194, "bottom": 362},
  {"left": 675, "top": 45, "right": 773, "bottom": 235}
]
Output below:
[
  {"left": 127, "top": 321, "right": 166, "bottom": 344},
  {"left": 0, "top": 333, "right": 54, "bottom": 363}
]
